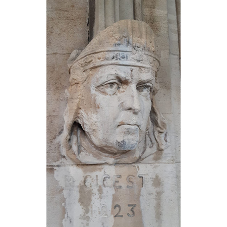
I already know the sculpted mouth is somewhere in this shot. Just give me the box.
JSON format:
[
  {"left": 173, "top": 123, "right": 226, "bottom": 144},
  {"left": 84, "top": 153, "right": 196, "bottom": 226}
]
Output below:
[{"left": 118, "top": 121, "right": 140, "bottom": 128}]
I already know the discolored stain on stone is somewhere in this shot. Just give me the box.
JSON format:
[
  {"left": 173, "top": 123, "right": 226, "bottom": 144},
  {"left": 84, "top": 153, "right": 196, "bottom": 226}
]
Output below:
[
  {"left": 152, "top": 173, "right": 163, "bottom": 226},
  {"left": 98, "top": 184, "right": 103, "bottom": 200},
  {"left": 111, "top": 165, "right": 144, "bottom": 227},
  {"left": 154, "top": 190, "right": 164, "bottom": 226},
  {"left": 76, "top": 164, "right": 103, "bottom": 174},
  {"left": 78, "top": 183, "right": 92, "bottom": 223},
  {"left": 152, "top": 174, "right": 162, "bottom": 188},
  {"left": 152, "top": 150, "right": 163, "bottom": 161},
  {"left": 47, "top": 167, "right": 65, "bottom": 227}
]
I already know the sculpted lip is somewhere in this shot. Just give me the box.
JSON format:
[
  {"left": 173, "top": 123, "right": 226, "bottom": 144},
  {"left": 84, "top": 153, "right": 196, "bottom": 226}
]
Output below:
[{"left": 118, "top": 121, "right": 141, "bottom": 128}]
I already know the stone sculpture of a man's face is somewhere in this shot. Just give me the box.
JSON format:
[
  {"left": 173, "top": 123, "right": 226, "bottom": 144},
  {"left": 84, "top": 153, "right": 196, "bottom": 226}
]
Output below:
[
  {"left": 78, "top": 65, "right": 154, "bottom": 154},
  {"left": 62, "top": 20, "right": 168, "bottom": 164}
]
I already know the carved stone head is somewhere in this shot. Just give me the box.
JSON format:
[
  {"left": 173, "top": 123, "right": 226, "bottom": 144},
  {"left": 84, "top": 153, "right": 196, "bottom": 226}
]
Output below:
[{"left": 62, "top": 20, "right": 168, "bottom": 164}]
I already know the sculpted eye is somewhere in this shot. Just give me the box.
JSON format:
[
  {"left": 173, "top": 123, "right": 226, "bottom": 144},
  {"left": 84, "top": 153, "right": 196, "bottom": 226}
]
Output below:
[
  {"left": 97, "top": 81, "right": 120, "bottom": 95},
  {"left": 137, "top": 84, "right": 152, "bottom": 94}
]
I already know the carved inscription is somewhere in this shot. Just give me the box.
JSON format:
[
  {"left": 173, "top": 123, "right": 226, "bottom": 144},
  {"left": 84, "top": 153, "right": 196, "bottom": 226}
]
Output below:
[
  {"left": 113, "top": 175, "right": 122, "bottom": 189},
  {"left": 82, "top": 174, "right": 145, "bottom": 188},
  {"left": 65, "top": 174, "right": 150, "bottom": 188},
  {"left": 114, "top": 204, "right": 123, "bottom": 217},
  {"left": 113, "top": 204, "right": 137, "bottom": 218},
  {"left": 126, "top": 175, "right": 135, "bottom": 188},
  {"left": 127, "top": 204, "right": 136, "bottom": 217},
  {"left": 60, "top": 165, "right": 153, "bottom": 226},
  {"left": 63, "top": 170, "right": 147, "bottom": 224}
]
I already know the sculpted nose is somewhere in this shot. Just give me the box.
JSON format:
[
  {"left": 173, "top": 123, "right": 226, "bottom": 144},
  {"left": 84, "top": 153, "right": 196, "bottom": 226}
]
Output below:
[{"left": 121, "top": 85, "right": 141, "bottom": 113}]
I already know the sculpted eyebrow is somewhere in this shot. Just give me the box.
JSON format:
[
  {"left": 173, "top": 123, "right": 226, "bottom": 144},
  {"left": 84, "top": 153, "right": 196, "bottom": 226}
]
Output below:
[
  {"left": 137, "top": 79, "right": 153, "bottom": 85},
  {"left": 95, "top": 74, "right": 120, "bottom": 86},
  {"left": 98, "top": 73, "right": 128, "bottom": 83}
]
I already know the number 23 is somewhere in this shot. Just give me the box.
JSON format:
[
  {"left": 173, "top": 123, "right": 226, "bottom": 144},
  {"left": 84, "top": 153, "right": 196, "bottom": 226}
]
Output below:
[{"left": 114, "top": 204, "right": 136, "bottom": 217}]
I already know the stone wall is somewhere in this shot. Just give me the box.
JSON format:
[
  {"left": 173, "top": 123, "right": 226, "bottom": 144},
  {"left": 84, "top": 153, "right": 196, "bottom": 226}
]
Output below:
[
  {"left": 47, "top": 1, "right": 88, "bottom": 226},
  {"left": 47, "top": 0, "right": 180, "bottom": 226},
  {"left": 47, "top": 0, "right": 88, "bottom": 165}
]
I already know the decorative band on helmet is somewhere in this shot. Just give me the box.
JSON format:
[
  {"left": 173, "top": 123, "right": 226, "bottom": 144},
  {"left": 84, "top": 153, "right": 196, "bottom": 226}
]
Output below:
[{"left": 70, "top": 48, "right": 160, "bottom": 73}]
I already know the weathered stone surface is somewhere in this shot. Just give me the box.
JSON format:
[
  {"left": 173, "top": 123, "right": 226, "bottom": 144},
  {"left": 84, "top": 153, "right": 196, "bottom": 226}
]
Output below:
[
  {"left": 175, "top": 0, "right": 181, "bottom": 60},
  {"left": 47, "top": 168, "right": 65, "bottom": 227},
  {"left": 46, "top": 54, "right": 69, "bottom": 116},
  {"left": 47, "top": 0, "right": 88, "bottom": 54},
  {"left": 46, "top": 0, "right": 180, "bottom": 166},
  {"left": 119, "top": 0, "right": 134, "bottom": 20},
  {"left": 134, "top": 0, "right": 143, "bottom": 21},
  {"left": 62, "top": 20, "right": 168, "bottom": 164},
  {"left": 47, "top": 0, "right": 181, "bottom": 226},
  {"left": 167, "top": 0, "right": 181, "bottom": 163},
  {"left": 46, "top": 0, "right": 88, "bottom": 165},
  {"left": 46, "top": 53, "right": 69, "bottom": 164},
  {"left": 54, "top": 164, "right": 179, "bottom": 227},
  {"left": 176, "top": 163, "right": 181, "bottom": 222}
]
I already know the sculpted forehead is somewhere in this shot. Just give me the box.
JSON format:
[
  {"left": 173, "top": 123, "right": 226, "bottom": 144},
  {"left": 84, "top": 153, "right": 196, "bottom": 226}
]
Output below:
[{"left": 89, "top": 65, "right": 155, "bottom": 85}]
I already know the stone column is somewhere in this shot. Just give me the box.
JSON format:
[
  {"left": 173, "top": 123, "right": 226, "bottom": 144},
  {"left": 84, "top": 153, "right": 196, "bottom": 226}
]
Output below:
[
  {"left": 105, "top": 0, "right": 115, "bottom": 27},
  {"left": 92, "top": 0, "right": 138, "bottom": 38},
  {"left": 114, "top": 0, "right": 120, "bottom": 22},
  {"left": 167, "top": 0, "right": 181, "bottom": 221},
  {"left": 94, "top": 0, "right": 105, "bottom": 37},
  {"left": 119, "top": 0, "right": 134, "bottom": 20},
  {"left": 175, "top": 0, "right": 181, "bottom": 62},
  {"left": 134, "top": 0, "right": 142, "bottom": 21}
]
